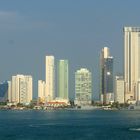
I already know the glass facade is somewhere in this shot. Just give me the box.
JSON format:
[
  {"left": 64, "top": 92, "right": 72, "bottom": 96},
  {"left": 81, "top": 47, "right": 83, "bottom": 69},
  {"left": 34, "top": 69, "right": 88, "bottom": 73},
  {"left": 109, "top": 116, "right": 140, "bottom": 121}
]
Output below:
[
  {"left": 0, "top": 81, "right": 8, "bottom": 102},
  {"left": 100, "top": 47, "right": 114, "bottom": 104},
  {"left": 58, "top": 60, "right": 69, "bottom": 100},
  {"left": 104, "top": 57, "right": 113, "bottom": 93}
]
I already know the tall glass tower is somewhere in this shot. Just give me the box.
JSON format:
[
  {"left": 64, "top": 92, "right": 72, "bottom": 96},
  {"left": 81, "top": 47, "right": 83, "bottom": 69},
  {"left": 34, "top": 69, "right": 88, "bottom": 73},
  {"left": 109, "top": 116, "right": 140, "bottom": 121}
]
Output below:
[
  {"left": 0, "top": 81, "right": 8, "bottom": 102},
  {"left": 124, "top": 27, "right": 140, "bottom": 102},
  {"left": 100, "top": 47, "right": 114, "bottom": 104},
  {"left": 57, "top": 60, "right": 69, "bottom": 100}
]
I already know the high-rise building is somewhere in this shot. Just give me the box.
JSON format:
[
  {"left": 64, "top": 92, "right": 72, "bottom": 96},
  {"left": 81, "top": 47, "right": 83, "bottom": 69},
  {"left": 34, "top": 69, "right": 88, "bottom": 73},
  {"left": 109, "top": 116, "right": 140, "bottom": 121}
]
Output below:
[
  {"left": 124, "top": 27, "right": 140, "bottom": 102},
  {"left": 38, "top": 80, "right": 47, "bottom": 103},
  {"left": 46, "top": 56, "right": 55, "bottom": 101},
  {"left": 7, "top": 81, "right": 12, "bottom": 102},
  {"left": 100, "top": 47, "right": 114, "bottom": 104},
  {"left": 115, "top": 76, "right": 124, "bottom": 104},
  {"left": 75, "top": 68, "right": 92, "bottom": 105},
  {"left": 57, "top": 60, "right": 69, "bottom": 100},
  {"left": 0, "top": 81, "right": 8, "bottom": 102},
  {"left": 11, "top": 75, "right": 32, "bottom": 104}
]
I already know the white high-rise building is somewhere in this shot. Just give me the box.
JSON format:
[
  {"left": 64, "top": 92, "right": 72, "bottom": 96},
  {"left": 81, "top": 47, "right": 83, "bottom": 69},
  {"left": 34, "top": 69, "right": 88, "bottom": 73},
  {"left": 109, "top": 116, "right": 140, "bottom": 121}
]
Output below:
[
  {"left": 115, "top": 76, "right": 124, "bottom": 104},
  {"left": 124, "top": 27, "right": 140, "bottom": 102},
  {"left": 46, "top": 56, "right": 55, "bottom": 101},
  {"left": 75, "top": 68, "right": 92, "bottom": 105},
  {"left": 11, "top": 75, "right": 33, "bottom": 104},
  {"left": 38, "top": 80, "right": 47, "bottom": 103}
]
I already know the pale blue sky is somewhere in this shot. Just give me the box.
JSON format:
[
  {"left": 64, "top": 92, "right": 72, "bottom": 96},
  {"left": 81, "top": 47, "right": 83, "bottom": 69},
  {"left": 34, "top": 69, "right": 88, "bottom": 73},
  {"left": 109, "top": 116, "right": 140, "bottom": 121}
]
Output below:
[{"left": 0, "top": 0, "right": 140, "bottom": 100}]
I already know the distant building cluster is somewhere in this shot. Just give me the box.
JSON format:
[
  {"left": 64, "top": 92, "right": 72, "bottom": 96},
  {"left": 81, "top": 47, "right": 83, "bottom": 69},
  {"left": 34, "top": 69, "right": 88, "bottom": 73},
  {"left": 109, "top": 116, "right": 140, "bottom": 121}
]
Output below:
[
  {"left": 0, "top": 75, "right": 33, "bottom": 105},
  {"left": 1, "top": 26, "right": 140, "bottom": 106},
  {"left": 38, "top": 56, "right": 92, "bottom": 106},
  {"left": 100, "top": 27, "right": 140, "bottom": 105}
]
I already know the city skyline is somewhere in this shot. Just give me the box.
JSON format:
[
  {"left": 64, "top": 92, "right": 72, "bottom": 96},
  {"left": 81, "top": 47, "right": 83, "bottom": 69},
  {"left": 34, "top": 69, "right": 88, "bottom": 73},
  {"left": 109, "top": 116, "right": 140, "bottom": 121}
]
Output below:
[
  {"left": 0, "top": 26, "right": 137, "bottom": 101},
  {"left": 0, "top": 1, "right": 140, "bottom": 140},
  {"left": 0, "top": 1, "right": 140, "bottom": 100}
]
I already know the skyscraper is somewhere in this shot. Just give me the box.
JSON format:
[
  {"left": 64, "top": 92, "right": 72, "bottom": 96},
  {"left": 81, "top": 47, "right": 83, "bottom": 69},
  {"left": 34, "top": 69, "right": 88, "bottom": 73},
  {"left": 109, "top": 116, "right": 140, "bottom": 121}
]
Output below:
[
  {"left": 57, "top": 60, "right": 69, "bottom": 100},
  {"left": 124, "top": 27, "right": 140, "bottom": 102},
  {"left": 0, "top": 81, "right": 8, "bottom": 102},
  {"left": 11, "top": 75, "right": 32, "bottom": 104},
  {"left": 100, "top": 47, "right": 114, "bottom": 104},
  {"left": 46, "top": 56, "right": 55, "bottom": 101},
  {"left": 75, "top": 68, "right": 92, "bottom": 105}
]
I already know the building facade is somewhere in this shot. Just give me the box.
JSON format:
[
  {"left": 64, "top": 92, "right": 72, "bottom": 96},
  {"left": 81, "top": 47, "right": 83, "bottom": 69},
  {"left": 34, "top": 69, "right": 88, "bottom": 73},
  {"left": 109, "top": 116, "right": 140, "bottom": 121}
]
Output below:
[
  {"left": 124, "top": 27, "right": 140, "bottom": 102},
  {"left": 0, "top": 81, "right": 8, "bottom": 102},
  {"left": 137, "top": 80, "right": 140, "bottom": 102},
  {"left": 7, "top": 81, "right": 12, "bottom": 102},
  {"left": 100, "top": 47, "right": 114, "bottom": 104},
  {"left": 46, "top": 56, "right": 55, "bottom": 101},
  {"left": 75, "top": 68, "right": 92, "bottom": 105},
  {"left": 38, "top": 80, "right": 47, "bottom": 103},
  {"left": 115, "top": 76, "right": 124, "bottom": 104},
  {"left": 57, "top": 60, "right": 69, "bottom": 100},
  {"left": 11, "top": 75, "right": 32, "bottom": 104}
]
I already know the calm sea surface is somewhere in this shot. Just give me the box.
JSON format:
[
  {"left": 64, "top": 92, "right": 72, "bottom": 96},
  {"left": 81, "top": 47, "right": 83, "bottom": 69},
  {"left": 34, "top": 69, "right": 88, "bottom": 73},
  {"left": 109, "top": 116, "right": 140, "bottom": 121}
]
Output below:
[{"left": 0, "top": 110, "right": 140, "bottom": 140}]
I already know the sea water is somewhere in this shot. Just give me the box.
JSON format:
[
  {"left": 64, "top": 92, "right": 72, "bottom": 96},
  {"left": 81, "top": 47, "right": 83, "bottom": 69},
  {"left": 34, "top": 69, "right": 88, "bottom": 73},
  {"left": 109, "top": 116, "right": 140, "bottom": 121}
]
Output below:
[{"left": 0, "top": 110, "right": 140, "bottom": 140}]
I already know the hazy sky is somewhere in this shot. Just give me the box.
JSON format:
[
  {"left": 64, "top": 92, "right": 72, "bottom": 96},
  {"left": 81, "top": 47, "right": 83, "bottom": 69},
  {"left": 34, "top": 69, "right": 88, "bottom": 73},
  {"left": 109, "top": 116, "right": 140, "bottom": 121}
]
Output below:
[{"left": 0, "top": 0, "right": 140, "bottom": 100}]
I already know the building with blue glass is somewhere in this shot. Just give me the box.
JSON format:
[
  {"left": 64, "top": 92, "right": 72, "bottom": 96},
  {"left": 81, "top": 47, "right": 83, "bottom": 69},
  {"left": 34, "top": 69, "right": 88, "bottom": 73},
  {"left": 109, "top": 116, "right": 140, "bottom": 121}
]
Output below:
[
  {"left": 0, "top": 81, "right": 8, "bottom": 102},
  {"left": 100, "top": 47, "right": 114, "bottom": 104}
]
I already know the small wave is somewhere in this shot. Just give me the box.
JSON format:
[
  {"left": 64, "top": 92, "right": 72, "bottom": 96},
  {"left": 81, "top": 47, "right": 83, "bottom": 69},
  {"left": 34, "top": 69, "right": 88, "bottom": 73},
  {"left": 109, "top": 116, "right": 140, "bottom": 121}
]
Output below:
[
  {"left": 29, "top": 124, "right": 40, "bottom": 128},
  {"left": 129, "top": 128, "right": 140, "bottom": 131},
  {"left": 29, "top": 123, "right": 65, "bottom": 127}
]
